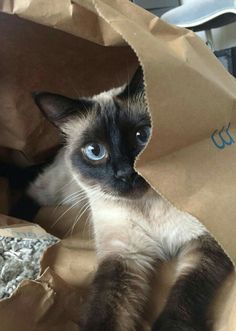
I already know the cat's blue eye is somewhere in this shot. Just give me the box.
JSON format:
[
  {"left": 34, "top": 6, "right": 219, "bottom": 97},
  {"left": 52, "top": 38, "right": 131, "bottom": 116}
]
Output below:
[
  {"left": 83, "top": 143, "right": 108, "bottom": 162},
  {"left": 136, "top": 126, "right": 151, "bottom": 145}
]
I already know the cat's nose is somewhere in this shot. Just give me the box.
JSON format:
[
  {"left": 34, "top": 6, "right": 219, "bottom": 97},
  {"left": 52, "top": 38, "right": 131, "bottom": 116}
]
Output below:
[{"left": 115, "top": 166, "right": 135, "bottom": 183}]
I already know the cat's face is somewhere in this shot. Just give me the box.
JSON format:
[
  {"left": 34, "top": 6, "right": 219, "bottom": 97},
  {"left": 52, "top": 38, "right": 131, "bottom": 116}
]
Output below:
[{"left": 34, "top": 67, "right": 151, "bottom": 199}]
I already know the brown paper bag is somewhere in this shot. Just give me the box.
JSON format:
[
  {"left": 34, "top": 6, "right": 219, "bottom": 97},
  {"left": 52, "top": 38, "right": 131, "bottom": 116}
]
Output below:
[
  {"left": 0, "top": 209, "right": 97, "bottom": 330},
  {"left": 0, "top": 0, "right": 236, "bottom": 330}
]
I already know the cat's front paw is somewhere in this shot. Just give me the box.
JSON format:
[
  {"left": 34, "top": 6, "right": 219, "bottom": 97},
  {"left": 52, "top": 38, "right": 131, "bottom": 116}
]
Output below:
[
  {"left": 78, "top": 310, "right": 113, "bottom": 331},
  {"left": 78, "top": 319, "right": 105, "bottom": 331},
  {"left": 152, "top": 318, "right": 202, "bottom": 331}
]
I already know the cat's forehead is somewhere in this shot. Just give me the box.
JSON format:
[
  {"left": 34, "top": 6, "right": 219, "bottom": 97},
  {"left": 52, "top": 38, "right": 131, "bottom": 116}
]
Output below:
[{"left": 63, "top": 86, "right": 148, "bottom": 144}]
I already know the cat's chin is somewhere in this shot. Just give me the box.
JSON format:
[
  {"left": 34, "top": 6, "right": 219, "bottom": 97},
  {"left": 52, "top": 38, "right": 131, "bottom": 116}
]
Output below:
[
  {"left": 78, "top": 173, "right": 150, "bottom": 201},
  {"left": 101, "top": 185, "right": 149, "bottom": 201}
]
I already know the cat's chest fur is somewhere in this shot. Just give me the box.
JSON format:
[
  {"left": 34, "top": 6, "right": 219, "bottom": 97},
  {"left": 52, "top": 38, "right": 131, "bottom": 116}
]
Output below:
[{"left": 89, "top": 192, "right": 206, "bottom": 262}]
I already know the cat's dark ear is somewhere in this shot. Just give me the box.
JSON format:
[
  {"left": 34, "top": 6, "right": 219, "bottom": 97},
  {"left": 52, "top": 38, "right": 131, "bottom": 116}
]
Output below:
[
  {"left": 32, "top": 92, "right": 93, "bottom": 128},
  {"left": 118, "top": 66, "right": 144, "bottom": 99}
]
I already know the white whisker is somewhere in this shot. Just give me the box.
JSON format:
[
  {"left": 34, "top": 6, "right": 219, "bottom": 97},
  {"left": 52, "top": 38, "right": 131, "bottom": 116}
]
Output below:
[
  {"left": 82, "top": 214, "right": 92, "bottom": 240},
  {"left": 68, "top": 187, "right": 102, "bottom": 236},
  {"left": 51, "top": 198, "right": 85, "bottom": 229},
  {"left": 59, "top": 190, "right": 86, "bottom": 205},
  {"left": 52, "top": 191, "right": 87, "bottom": 216},
  {"left": 54, "top": 177, "right": 76, "bottom": 194},
  {"left": 69, "top": 202, "right": 91, "bottom": 236}
]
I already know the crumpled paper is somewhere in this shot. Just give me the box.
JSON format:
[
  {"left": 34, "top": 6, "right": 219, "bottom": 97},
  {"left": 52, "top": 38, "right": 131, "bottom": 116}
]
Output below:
[{"left": 0, "top": 1, "right": 235, "bottom": 330}]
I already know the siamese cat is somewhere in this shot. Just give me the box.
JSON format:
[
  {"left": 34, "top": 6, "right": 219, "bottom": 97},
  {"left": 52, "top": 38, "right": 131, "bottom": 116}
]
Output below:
[{"left": 27, "top": 67, "right": 233, "bottom": 331}]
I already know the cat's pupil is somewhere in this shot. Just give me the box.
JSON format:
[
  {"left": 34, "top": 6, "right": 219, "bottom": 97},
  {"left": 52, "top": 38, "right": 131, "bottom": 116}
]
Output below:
[
  {"left": 136, "top": 126, "right": 151, "bottom": 145},
  {"left": 91, "top": 144, "right": 100, "bottom": 156}
]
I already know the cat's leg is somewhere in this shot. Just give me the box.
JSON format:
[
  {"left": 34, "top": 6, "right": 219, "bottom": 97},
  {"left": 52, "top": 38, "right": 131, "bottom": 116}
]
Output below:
[
  {"left": 78, "top": 196, "right": 160, "bottom": 331},
  {"left": 152, "top": 234, "right": 234, "bottom": 331},
  {"left": 79, "top": 254, "right": 156, "bottom": 331}
]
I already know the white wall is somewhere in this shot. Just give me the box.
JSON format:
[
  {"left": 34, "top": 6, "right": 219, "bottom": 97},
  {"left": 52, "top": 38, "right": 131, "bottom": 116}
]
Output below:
[{"left": 182, "top": 0, "right": 236, "bottom": 50}]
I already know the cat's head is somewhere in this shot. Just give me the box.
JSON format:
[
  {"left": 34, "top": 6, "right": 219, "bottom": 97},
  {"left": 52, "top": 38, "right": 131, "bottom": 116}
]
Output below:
[{"left": 33, "top": 67, "right": 151, "bottom": 200}]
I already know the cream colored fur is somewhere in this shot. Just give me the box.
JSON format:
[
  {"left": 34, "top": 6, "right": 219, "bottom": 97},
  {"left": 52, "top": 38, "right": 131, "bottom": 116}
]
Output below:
[{"left": 28, "top": 87, "right": 207, "bottom": 277}]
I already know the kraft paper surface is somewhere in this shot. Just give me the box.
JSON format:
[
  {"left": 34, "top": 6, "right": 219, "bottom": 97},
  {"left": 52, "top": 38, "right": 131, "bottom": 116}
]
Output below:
[{"left": 0, "top": 0, "right": 235, "bottom": 330}]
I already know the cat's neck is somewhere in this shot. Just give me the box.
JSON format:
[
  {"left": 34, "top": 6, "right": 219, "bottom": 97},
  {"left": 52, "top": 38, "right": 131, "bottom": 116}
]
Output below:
[
  {"left": 85, "top": 187, "right": 173, "bottom": 261},
  {"left": 87, "top": 188, "right": 166, "bottom": 225}
]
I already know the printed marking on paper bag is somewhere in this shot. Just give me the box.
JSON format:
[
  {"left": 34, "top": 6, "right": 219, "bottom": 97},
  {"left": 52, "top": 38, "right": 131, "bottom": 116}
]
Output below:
[{"left": 211, "top": 123, "right": 235, "bottom": 149}]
